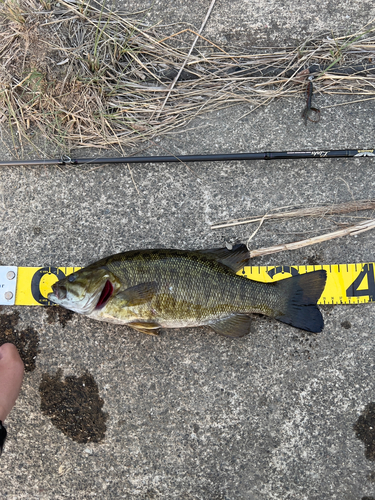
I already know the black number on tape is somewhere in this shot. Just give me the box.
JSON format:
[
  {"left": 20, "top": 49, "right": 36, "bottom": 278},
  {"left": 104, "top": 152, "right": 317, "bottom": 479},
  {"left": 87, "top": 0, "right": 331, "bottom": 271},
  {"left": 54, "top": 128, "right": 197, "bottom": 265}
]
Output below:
[
  {"left": 346, "top": 263, "right": 375, "bottom": 301},
  {"left": 267, "top": 265, "right": 300, "bottom": 278},
  {"left": 31, "top": 267, "right": 65, "bottom": 306}
]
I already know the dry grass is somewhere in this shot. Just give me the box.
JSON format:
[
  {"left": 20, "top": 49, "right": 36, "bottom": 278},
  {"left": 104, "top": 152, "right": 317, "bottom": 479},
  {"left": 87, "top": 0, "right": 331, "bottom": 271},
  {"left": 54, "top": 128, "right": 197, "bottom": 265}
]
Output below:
[
  {"left": 211, "top": 199, "right": 375, "bottom": 229},
  {"left": 1, "top": 0, "right": 375, "bottom": 154}
]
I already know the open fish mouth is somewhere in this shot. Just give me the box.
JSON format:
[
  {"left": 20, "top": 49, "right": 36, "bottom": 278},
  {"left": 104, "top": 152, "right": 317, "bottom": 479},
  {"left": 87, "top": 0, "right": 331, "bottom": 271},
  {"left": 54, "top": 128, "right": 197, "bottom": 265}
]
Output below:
[
  {"left": 95, "top": 280, "right": 114, "bottom": 309},
  {"left": 51, "top": 283, "right": 67, "bottom": 300}
]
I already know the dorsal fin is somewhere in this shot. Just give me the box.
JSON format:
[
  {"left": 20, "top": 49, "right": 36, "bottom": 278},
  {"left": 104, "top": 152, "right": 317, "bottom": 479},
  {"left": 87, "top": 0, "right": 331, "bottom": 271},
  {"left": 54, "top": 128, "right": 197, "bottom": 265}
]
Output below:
[{"left": 198, "top": 244, "right": 249, "bottom": 273}]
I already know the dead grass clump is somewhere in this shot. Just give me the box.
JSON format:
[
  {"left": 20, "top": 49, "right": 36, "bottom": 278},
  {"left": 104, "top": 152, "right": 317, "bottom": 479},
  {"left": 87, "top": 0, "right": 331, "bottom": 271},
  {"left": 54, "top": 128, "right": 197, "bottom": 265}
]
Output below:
[{"left": 1, "top": 0, "right": 375, "bottom": 154}]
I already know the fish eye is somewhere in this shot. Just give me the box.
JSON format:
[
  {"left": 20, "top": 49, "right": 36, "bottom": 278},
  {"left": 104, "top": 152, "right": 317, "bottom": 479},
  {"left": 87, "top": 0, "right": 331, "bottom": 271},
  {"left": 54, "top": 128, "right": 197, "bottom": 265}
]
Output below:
[{"left": 68, "top": 274, "right": 76, "bottom": 283}]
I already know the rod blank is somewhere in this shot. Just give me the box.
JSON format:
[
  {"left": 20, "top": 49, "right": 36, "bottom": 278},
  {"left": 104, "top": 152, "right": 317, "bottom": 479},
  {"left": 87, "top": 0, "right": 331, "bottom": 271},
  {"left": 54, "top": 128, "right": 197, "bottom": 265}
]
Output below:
[{"left": 0, "top": 149, "right": 374, "bottom": 167}]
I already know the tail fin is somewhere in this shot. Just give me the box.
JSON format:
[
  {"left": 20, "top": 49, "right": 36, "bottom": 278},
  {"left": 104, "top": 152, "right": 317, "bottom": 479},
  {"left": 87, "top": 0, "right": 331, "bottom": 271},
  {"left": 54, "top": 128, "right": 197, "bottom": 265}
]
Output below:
[{"left": 275, "top": 270, "right": 327, "bottom": 333}]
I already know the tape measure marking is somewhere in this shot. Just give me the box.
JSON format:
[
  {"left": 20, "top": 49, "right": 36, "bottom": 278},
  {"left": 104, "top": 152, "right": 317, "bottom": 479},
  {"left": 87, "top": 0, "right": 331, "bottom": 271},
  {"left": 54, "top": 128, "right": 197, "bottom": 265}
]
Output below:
[
  {"left": 242, "top": 263, "right": 375, "bottom": 305},
  {"left": 8, "top": 263, "right": 375, "bottom": 306},
  {"left": 15, "top": 267, "right": 80, "bottom": 306}
]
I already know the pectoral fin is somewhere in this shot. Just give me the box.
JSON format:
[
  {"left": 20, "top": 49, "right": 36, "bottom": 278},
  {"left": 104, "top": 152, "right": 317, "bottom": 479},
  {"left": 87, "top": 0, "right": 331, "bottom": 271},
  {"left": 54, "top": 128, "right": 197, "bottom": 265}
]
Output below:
[
  {"left": 128, "top": 321, "right": 161, "bottom": 335},
  {"left": 115, "top": 281, "right": 157, "bottom": 306},
  {"left": 209, "top": 314, "right": 253, "bottom": 338}
]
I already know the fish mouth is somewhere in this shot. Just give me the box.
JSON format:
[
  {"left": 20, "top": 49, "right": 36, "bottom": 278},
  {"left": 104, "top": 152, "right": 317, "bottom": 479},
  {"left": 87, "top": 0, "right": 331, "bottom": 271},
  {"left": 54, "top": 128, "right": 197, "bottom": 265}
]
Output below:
[
  {"left": 95, "top": 280, "right": 114, "bottom": 309},
  {"left": 51, "top": 283, "right": 67, "bottom": 301}
]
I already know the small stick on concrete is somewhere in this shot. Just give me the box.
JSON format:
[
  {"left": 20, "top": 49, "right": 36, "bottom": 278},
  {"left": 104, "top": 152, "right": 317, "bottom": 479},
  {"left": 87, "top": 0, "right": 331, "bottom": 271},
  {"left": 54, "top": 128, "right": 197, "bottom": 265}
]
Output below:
[{"left": 249, "top": 218, "right": 375, "bottom": 258}]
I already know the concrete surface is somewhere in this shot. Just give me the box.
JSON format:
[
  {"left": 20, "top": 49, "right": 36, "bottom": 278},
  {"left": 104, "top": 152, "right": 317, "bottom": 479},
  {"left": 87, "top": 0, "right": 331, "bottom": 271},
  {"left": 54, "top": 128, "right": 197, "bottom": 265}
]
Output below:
[{"left": 1, "top": 0, "right": 375, "bottom": 499}]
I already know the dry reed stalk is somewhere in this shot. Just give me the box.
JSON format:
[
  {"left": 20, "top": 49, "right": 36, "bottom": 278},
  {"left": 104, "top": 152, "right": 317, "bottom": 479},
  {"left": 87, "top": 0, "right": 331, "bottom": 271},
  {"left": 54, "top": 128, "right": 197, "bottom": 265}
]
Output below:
[
  {"left": 249, "top": 218, "right": 375, "bottom": 258},
  {"left": 211, "top": 199, "right": 375, "bottom": 229},
  {"left": 1, "top": 0, "right": 375, "bottom": 153}
]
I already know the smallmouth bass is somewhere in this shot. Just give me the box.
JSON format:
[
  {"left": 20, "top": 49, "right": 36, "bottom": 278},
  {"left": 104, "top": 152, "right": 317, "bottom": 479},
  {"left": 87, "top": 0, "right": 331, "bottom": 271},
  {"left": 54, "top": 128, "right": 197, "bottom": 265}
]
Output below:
[{"left": 48, "top": 245, "right": 327, "bottom": 336}]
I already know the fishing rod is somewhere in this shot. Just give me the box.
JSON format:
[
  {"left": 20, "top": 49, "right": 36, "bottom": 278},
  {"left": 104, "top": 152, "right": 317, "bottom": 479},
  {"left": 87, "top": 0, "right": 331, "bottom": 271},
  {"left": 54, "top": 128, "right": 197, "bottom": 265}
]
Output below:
[{"left": 0, "top": 149, "right": 374, "bottom": 167}]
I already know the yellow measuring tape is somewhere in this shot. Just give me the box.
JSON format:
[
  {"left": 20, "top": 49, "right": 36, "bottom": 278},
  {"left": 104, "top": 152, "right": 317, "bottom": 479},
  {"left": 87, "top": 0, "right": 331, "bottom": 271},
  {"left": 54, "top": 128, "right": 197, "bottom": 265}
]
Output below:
[
  {"left": 8, "top": 263, "right": 375, "bottom": 306},
  {"left": 242, "top": 263, "right": 375, "bottom": 305}
]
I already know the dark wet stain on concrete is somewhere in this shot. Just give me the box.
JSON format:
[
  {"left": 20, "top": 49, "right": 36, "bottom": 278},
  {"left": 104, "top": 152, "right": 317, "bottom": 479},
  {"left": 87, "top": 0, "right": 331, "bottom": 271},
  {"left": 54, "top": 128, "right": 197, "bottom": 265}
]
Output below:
[
  {"left": 0, "top": 311, "right": 39, "bottom": 372},
  {"left": 362, "top": 497, "right": 375, "bottom": 500},
  {"left": 45, "top": 306, "right": 75, "bottom": 328},
  {"left": 39, "top": 369, "right": 107, "bottom": 443},
  {"left": 341, "top": 320, "right": 352, "bottom": 329},
  {"left": 290, "top": 330, "right": 318, "bottom": 359},
  {"left": 354, "top": 403, "right": 375, "bottom": 460},
  {"left": 305, "top": 252, "right": 323, "bottom": 266}
]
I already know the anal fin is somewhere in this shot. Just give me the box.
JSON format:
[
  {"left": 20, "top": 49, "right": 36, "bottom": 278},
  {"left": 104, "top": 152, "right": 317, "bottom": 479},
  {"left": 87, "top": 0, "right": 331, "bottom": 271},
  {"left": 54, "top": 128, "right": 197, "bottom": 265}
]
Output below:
[{"left": 209, "top": 314, "right": 252, "bottom": 338}]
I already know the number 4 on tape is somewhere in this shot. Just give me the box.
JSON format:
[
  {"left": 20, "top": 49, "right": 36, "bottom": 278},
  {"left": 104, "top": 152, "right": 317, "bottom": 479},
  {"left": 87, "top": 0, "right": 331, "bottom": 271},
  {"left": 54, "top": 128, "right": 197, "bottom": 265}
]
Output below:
[
  {"left": 0, "top": 263, "right": 375, "bottom": 307},
  {"left": 243, "top": 262, "right": 375, "bottom": 305},
  {"left": 346, "top": 263, "right": 375, "bottom": 300}
]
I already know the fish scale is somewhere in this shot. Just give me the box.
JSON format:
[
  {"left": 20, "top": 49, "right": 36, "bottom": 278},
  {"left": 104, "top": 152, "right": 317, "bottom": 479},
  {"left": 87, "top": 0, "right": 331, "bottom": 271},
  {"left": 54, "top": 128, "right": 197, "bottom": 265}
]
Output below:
[{"left": 105, "top": 252, "right": 270, "bottom": 322}]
